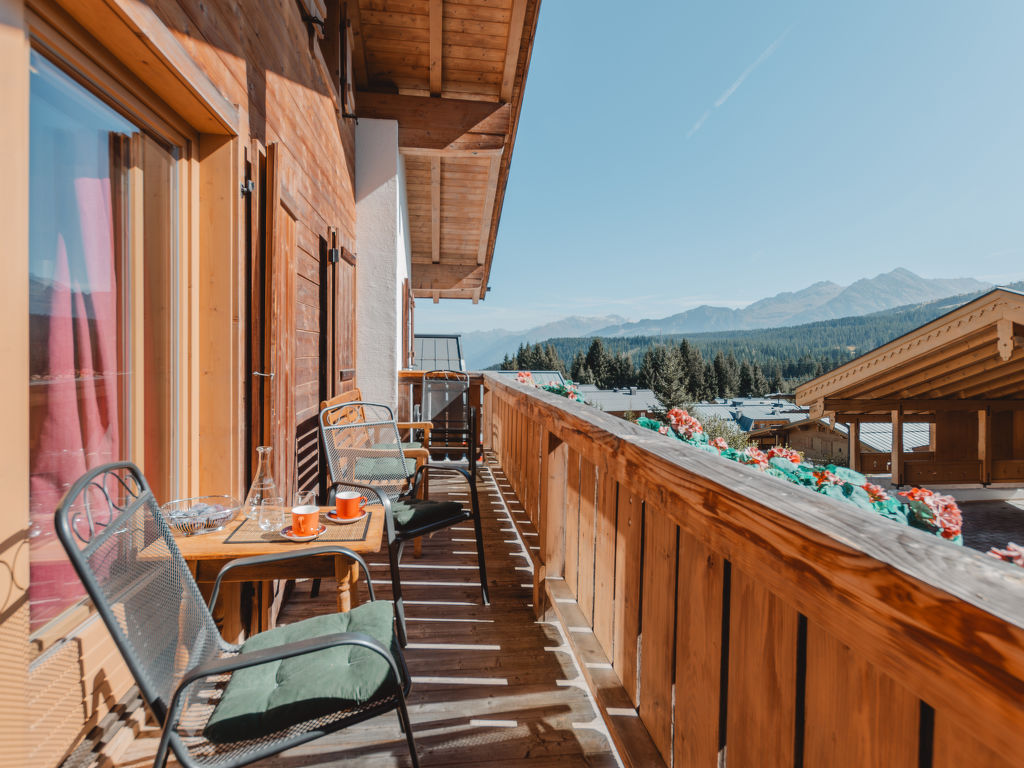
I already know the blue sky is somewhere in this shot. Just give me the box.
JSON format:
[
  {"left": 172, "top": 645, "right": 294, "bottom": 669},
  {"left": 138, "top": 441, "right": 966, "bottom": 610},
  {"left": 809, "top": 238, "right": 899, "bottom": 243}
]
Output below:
[{"left": 419, "top": 0, "right": 1024, "bottom": 333}]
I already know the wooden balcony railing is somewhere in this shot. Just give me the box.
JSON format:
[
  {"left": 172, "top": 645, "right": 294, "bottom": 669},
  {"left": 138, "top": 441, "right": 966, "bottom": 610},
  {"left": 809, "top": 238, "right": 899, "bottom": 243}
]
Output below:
[{"left": 480, "top": 372, "right": 1024, "bottom": 768}]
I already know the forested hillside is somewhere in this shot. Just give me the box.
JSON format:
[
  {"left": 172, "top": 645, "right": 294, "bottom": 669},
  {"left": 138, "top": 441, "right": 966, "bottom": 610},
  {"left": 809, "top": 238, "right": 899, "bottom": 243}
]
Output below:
[{"left": 493, "top": 284, "right": 1023, "bottom": 406}]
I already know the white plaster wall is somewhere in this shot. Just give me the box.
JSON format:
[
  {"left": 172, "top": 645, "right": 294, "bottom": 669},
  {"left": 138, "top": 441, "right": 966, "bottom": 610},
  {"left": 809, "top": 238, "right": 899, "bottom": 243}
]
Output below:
[{"left": 355, "top": 118, "right": 408, "bottom": 409}]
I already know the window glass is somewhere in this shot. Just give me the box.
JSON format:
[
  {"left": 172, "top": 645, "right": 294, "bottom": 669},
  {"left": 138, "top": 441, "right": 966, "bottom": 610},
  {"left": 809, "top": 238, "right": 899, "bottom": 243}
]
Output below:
[{"left": 28, "top": 52, "right": 178, "bottom": 632}]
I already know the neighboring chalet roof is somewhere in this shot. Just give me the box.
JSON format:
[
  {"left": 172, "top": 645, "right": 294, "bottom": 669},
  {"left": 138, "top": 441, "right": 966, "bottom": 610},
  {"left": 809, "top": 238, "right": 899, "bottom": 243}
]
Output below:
[
  {"left": 795, "top": 288, "right": 1024, "bottom": 418},
  {"left": 749, "top": 417, "right": 931, "bottom": 453},
  {"left": 352, "top": 0, "right": 541, "bottom": 302},
  {"left": 691, "top": 398, "right": 810, "bottom": 431},
  {"left": 577, "top": 387, "right": 661, "bottom": 413}
]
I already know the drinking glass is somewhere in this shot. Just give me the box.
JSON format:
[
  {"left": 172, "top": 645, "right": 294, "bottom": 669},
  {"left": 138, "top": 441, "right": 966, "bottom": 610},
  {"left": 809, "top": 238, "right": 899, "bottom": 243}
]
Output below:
[
  {"left": 295, "top": 489, "right": 317, "bottom": 507},
  {"left": 258, "top": 496, "right": 286, "bottom": 532}
]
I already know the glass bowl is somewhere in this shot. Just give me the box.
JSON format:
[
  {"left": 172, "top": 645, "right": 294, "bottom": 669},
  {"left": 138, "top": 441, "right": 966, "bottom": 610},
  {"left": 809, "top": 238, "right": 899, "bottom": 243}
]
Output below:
[{"left": 159, "top": 495, "right": 241, "bottom": 536}]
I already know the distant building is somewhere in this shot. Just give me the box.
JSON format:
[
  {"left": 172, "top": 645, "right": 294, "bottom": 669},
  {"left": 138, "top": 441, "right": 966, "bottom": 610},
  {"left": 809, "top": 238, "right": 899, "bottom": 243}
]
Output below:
[
  {"left": 576, "top": 385, "right": 661, "bottom": 418},
  {"left": 749, "top": 417, "right": 931, "bottom": 467}
]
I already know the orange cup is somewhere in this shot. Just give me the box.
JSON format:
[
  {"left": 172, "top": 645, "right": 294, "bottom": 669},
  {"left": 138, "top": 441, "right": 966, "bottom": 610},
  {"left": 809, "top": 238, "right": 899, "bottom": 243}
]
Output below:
[
  {"left": 291, "top": 505, "right": 320, "bottom": 536},
  {"left": 335, "top": 491, "right": 364, "bottom": 519}
]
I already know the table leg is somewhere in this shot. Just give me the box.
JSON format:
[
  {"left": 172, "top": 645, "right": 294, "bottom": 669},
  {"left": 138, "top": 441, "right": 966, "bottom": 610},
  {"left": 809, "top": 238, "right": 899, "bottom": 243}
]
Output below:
[{"left": 334, "top": 558, "right": 362, "bottom": 612}]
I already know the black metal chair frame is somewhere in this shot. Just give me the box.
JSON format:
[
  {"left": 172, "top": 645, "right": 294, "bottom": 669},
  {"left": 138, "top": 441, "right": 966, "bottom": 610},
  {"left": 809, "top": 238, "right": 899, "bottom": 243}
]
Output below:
[
  {"left": 319, "top": 400, "right": 489, "bottom": 648},
  {"left": 54, "top": 462, "right": 419, "bottom": 768}
]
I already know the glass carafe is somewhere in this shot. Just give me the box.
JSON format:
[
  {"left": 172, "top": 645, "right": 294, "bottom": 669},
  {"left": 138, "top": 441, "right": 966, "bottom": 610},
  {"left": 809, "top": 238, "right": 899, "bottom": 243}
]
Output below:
[{"left": 244, "top": 446, "right": 277, "bottom": 519}]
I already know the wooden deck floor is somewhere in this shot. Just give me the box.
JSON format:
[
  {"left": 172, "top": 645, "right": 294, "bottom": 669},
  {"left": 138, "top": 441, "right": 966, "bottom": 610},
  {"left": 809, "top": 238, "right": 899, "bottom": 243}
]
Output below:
[{"left": 112, "top": 461, "right": 620, "bottom": 767}]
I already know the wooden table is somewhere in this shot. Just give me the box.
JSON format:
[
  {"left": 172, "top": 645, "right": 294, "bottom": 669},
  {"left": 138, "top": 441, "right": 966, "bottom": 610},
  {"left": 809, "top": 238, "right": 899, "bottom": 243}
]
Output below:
[{"left": 172, "top": 505, "right": 385, "bottom": 637}]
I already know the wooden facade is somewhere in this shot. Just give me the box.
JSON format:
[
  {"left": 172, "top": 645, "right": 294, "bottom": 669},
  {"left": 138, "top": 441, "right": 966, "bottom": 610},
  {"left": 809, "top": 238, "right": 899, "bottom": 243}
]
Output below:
[
  {"left": 0, "top": 1, "right": 538, "bottom": 765},
  {"left": 797, "top": 288, "right": 1024, "bottom": 485},
  {"left": 483, "top": 372, "right": 1024, "bottom": 768}
]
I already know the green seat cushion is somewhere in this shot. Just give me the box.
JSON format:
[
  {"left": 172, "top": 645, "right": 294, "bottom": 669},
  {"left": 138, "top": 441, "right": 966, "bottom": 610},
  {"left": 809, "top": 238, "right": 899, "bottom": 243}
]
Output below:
[
  {"left": 393, "top": 497, "right": 467, "bottom": 529},
  {"left": 204, "top": 601, "right": 396, "bottom": 743},
  {"left": 353, "top": 456, "right": 417, "bottom": 481}
]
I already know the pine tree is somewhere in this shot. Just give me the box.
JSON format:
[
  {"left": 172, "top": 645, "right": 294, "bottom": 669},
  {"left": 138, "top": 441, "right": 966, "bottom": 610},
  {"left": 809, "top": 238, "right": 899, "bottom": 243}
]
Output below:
[
  {"left": 752, "top": 363, "right": 769, "bottom": 396},
  {"left": 585, "top": 338, "right": 609, "bottom": 387},
  {"left": 738, "top": 361, "right": 755, "bottom": 397},
  {"left": 641, "top": 346, "right": 686, "bottom": 408},
  {"left": 570, "top": 352, "right": 587, "bottom": 382}
]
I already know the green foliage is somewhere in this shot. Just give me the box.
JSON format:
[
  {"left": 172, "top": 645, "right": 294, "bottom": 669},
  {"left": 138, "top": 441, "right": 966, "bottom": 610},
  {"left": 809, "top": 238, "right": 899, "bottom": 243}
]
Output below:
[{"left": 695, "top": 412, "right": 751, "bottom": 450}]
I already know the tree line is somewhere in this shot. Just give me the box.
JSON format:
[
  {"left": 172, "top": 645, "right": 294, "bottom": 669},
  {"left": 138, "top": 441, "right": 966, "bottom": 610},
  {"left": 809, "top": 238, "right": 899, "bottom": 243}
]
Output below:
[
  {"left": 500, "top": 337, "right": 803, "bottom": 408},
  {"left": 494, "top": 286, "right": 1024, "bottom": 407}
]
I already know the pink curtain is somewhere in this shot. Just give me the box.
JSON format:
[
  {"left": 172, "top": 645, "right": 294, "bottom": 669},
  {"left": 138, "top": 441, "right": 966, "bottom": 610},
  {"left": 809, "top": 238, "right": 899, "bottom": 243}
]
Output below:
[{"left": 29, "top": 177, "right": 119, "bottom": 630}]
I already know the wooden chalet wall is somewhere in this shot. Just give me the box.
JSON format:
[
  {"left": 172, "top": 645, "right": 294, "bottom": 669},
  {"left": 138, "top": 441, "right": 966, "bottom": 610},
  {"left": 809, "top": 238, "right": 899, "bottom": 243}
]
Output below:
[
  {"left": 3, "top": 1, "right": 361, "bottom": 764},
  {"left": 484, "top": 373, "right": 1024, "bottom": 768}
]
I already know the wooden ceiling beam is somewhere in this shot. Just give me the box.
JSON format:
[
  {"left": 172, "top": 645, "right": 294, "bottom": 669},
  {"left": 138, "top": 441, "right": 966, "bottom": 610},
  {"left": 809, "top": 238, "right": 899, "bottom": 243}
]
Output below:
[
  {"left": 411, "top": 263, "right": 485, "bottom": 291},
  {"left": 476, "top": 153, "right": 501, "bottom": 266},
  {"left": 429, "top": 0, "right": 442, "bottom": 95},
  {"left": 346, "top": 0, "right": 369, "bottom": 90},
  {"left": 500, "top": 0, "right": 528, "bottom": 101},
  {"left": 430, "top": 156, "right": 441, "bottom": 264},
  {"left": 823, "top": 397, "right": 1024, "bottom": 414},
  {"left": 357, "top": 92, "right": 509, "bottom": 151}
]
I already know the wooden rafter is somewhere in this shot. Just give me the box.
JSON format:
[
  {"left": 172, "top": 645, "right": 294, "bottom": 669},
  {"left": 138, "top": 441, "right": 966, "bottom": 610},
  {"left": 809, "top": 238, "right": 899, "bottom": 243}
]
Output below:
[
  {"left": 346, "top": 0, "right": 369, "bottom": 89},
  {"left": 356, "top": 92, "right": 509, "bottom": 150},
  {"left": 501, "top": 0, "right": 528, "bottom": 102},
  {"left": 429, "top": 0, "right": 443, "bottom": 96},
  {"left": 476, "top": 153, "right": 501, "bottom": 266},
  {"left": 431, "top": 155, "right": 441, "bottom": 264}
]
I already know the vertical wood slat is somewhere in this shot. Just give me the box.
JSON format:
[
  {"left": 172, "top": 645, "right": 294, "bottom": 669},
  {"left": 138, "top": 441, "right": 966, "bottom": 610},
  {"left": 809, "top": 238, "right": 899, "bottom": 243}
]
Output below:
[
  {"left": 563, "top": 448, "right": 582, "bottom": 596},
  {"left": 726, "top": 568, "right": 799, "bottom": 768},
  {"left": 542, "top": 435, "right": 568, "bottom": 578},
  {"left": 614, "top": 488, "right": 644, "bottom": 706},
  {"left": 592, "top": 470, "right": 617, "bottom": 659},
  {"left": 674, "top": 530, "right": 725, "bottom": 768},
  {"left": 803, "top": 620, "right": 918, "bottom": 768},
  {"left": 576, "top": 458, "right": 597, "bottom": 624},
  {"left": 639, "top": 507, "right": 678, "bottom": 764},
  {"left": 933, "top": 710, "right": 1016, "bottom": 768}
]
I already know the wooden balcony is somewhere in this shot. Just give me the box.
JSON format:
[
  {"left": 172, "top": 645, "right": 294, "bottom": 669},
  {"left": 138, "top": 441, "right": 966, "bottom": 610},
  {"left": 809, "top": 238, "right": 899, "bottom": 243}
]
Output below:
[{"left": 100, "top": 372, "right": 1023, "bottom": 767}]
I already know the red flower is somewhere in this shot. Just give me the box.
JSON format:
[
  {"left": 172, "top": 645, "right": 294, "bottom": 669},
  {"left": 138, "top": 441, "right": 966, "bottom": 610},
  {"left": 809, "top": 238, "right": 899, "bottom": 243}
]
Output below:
[
  {"left": 812, "top": 469, "right": 842, "bottom": 487},
  {"left": 899, "top": 488, "right": 962, "bottom": 539},
  {"left": 767, "top": 446, "right": 802, "bottom": 464},
  {"left": 862, "top": 482, "right": 889, "bottom": 503},
  {"left": 739, "top": 447, "right": 769, "bottom": 469},
  {"left": 988, "top": 542, "right": 1024, "bottom": 567},
  {"left": 710, "top": 437, "right": 728, "bottom": 451}
]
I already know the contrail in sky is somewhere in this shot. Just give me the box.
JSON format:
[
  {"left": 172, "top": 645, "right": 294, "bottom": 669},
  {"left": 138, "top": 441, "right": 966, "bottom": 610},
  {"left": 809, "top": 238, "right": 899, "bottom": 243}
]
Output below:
[{"left": 687, "top": 27, "right": 792, "bottom": 139}]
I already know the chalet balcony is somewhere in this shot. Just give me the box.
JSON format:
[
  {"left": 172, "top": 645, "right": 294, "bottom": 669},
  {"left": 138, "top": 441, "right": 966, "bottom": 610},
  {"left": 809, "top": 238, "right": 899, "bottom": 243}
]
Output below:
[{"left": 90, "top": 373, "right": 1024, "bottom": 767}]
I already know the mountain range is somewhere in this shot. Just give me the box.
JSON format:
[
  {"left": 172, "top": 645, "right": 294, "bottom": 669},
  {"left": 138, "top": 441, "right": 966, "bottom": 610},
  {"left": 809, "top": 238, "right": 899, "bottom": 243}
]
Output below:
[{"left": 459, "top": 269, "right": 992, "bottom": 368}]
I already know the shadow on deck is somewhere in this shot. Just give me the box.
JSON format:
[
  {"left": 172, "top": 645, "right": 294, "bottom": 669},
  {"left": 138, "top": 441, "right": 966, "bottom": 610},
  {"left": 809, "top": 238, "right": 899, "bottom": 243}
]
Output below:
[{"left": 112, "top": 461, "right": 619, "bottom": 768}]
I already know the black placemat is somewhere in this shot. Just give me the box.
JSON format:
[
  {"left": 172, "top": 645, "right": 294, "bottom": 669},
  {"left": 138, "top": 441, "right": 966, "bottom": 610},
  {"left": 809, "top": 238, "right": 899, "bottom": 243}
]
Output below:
[{"left": 223, "top": 512, "right": 372, "bottom": 544}]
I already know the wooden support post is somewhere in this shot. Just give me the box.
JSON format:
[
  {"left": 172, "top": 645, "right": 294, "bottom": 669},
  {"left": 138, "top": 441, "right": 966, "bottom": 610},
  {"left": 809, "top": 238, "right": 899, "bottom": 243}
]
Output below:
[
  {"left": 979, "top": 407, "right": 991, "bottom": 485},
  {"left": 891, "top": 408, "right": 903, "bottom": 487},
  {"left": 848, "top": 420, "right": 860, "bottom": 472},
  {"left": 428, "top": 0, "right": 442, "bottom": 96}
]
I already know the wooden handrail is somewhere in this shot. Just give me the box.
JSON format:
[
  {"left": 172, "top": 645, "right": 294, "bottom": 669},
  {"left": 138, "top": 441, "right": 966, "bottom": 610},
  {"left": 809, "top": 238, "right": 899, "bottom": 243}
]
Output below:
[{"left": 481, "top": 371, "right": 1024, "bottom": 768}]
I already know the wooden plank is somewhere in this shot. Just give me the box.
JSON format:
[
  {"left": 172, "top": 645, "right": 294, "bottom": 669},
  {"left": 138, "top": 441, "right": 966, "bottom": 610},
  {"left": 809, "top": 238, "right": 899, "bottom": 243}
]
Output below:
[
  {"left": 360, "top": 91, "right": 509, "bottom": 149},
  {"left": 592, "top": 470, "right": 617, "bottom": 659},
  {"left": 848, "top": 420, "right": 860, "bottom": 472},
  {"left": 428, "top": 0, "right": 442, "bottom": 94},
  {"left": 563, "top": 447, "right": 582, "bottom": 596},
  {"left": 639, "top": 507, "right": 677, "bottom": 764},
  {"left": 499, "top": 0, "right": 527, "bottom": 101},
  {"left": 476, "top": 151, "right": 501, "bottom": 265},
  {"left": 726, "top": 569, "right": 798, "bottom": 768},
  {"left": 541, "top": 434, "right": 567, "bottom": 577},
  {"left": 933, "top": 710, "right": 1017, "bottom": 768},
  {"left": 577, "top": 457, "right": 597, "bottom": 623},
  {"left": 613, "top": 489, "right": 643, "bottom": 706},
  {"left": 804, "top": 620, "right": 918, "bottom": 768},
  {"left": 673, "top": 530, "right": 724, "bottom": 768},
  {"left": 430, "top": 155, "right": 440, "bottom": 262}
]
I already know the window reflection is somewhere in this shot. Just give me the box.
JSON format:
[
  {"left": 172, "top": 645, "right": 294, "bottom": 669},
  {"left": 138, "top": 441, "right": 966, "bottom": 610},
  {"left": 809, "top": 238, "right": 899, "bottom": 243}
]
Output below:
[{"left": 28, "top": 52, "right": 178, "bottom": 632}]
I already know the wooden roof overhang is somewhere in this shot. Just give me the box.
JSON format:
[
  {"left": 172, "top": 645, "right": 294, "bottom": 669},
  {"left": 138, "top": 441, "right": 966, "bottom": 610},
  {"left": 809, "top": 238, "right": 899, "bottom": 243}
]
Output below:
[
  {"left": 350, "top": 0, "right": 541, "bottom": 302},
  {"left": 795, "top": 289, "right": 1024, "bottom": 421}
]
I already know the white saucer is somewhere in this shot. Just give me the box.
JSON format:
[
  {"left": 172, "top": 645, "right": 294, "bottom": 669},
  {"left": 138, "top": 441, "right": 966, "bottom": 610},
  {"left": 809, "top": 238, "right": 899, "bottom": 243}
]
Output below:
[
  {"left": 326, "top": 509, "right": 368, "bottom": 525},
  {"left": 279, "top": 523, "right": 327, "bottom": 541}
]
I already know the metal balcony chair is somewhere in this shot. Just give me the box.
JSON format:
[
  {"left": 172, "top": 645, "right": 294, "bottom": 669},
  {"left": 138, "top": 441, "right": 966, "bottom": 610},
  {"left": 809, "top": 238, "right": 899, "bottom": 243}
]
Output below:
[
  {"left": 421, "top": 369, "right": 472, "bottom": 461},
  {"left": 54, "top": 462, "right": 419, "bottom": 768},
  {"left": 319, "top": 400, "right": 489, "bottom": 647}
]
